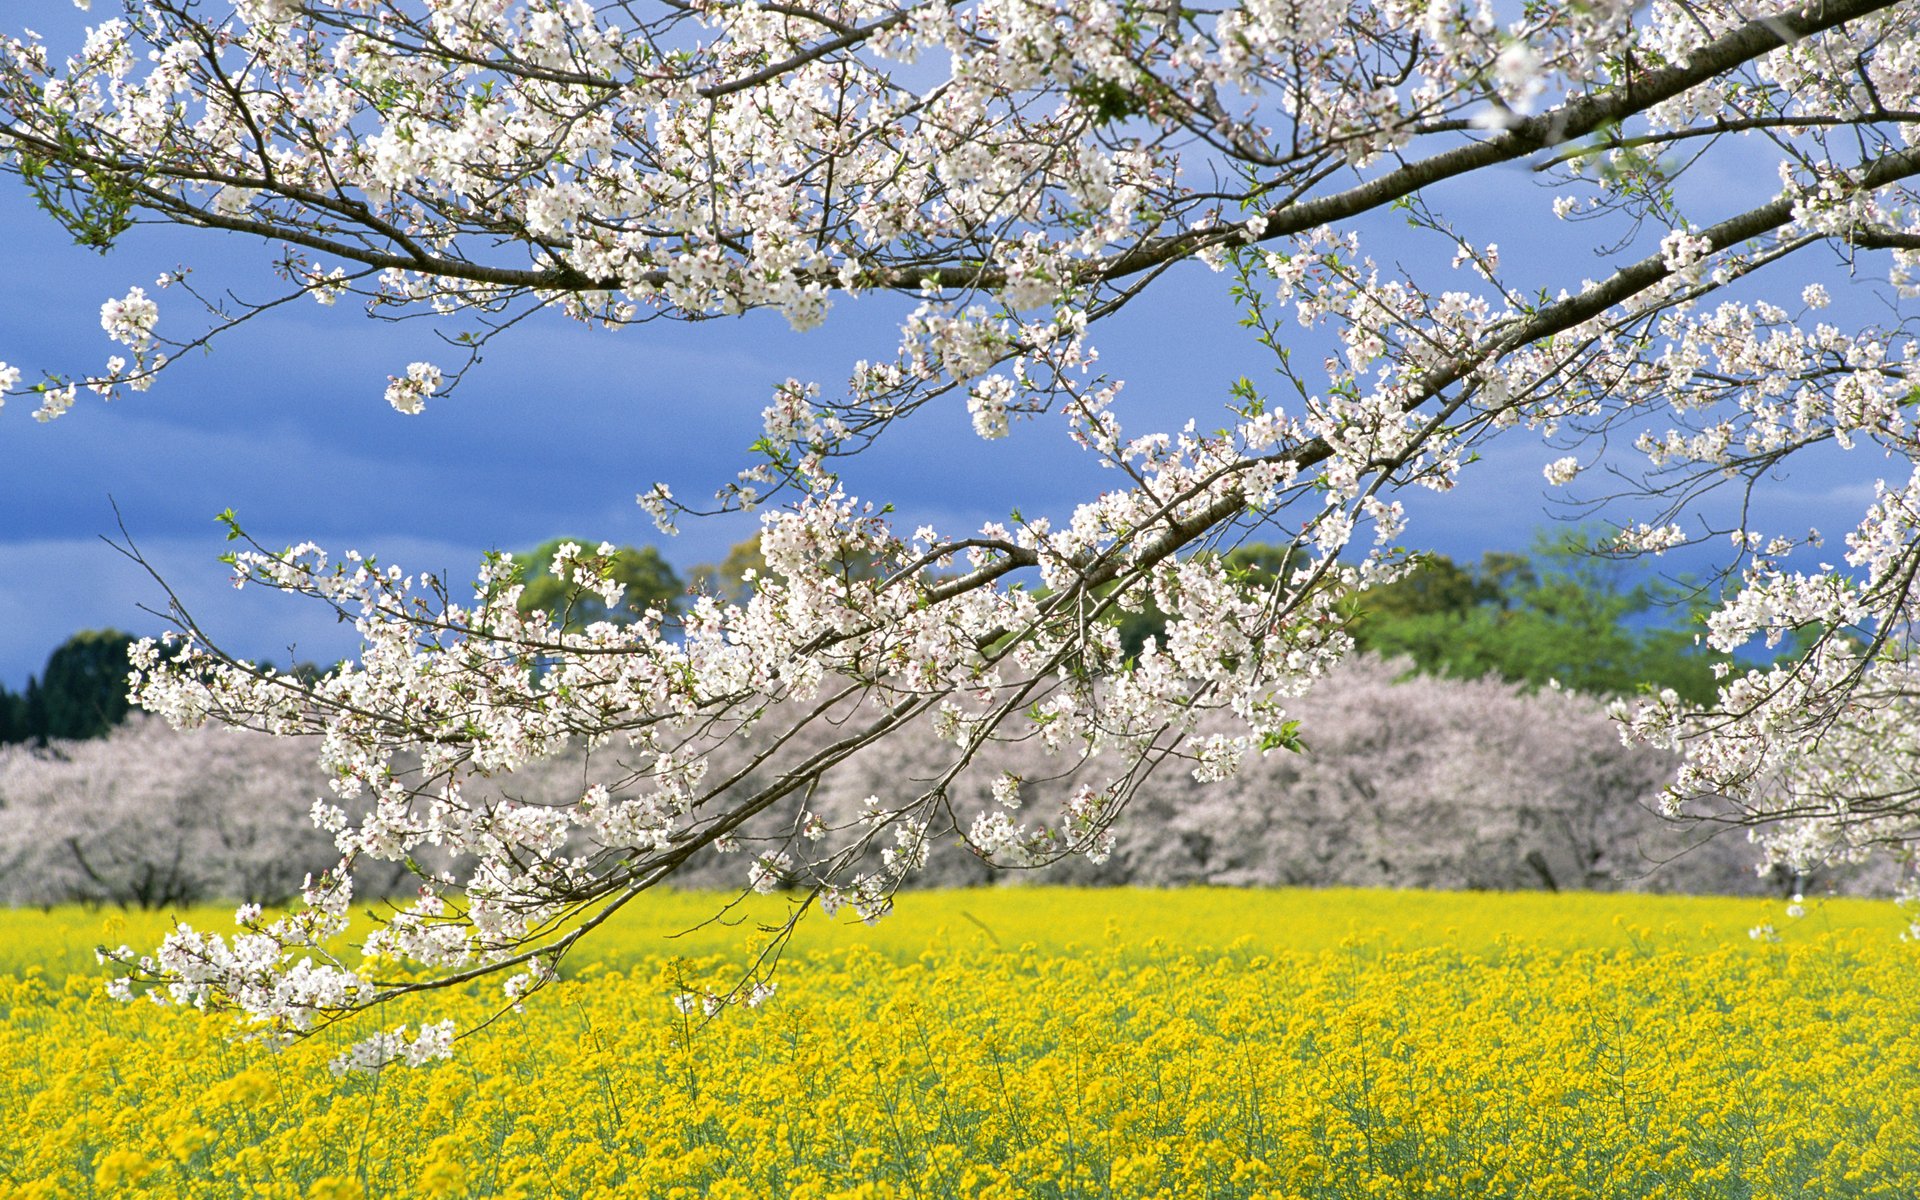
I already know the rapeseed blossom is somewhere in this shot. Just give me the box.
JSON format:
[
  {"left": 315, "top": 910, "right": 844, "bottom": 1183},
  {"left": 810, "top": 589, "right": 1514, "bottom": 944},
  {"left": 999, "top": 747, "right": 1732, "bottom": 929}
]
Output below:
[{"left": 4, "top": 888, "right": 1918, "bottom": 1199}]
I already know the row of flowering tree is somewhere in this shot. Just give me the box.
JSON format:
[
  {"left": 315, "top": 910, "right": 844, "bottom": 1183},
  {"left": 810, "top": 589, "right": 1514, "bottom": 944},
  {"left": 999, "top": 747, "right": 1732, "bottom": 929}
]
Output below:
[
  {"left": 10, "top": 662, "right": 1835, "bottom": 911},
  {"left": 4, "top": 0, "right": 1919, "bottom": 1065}
]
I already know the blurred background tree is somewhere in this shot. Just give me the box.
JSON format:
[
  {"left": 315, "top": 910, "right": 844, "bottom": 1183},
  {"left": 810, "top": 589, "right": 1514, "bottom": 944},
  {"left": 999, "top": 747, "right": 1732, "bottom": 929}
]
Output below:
[
  {"left": 686, "top": 536, "right": 770, "bottom": 607},
  {"left": 1346, "top": 529, "right": 1726, "bottom": 704},
  {"left": 513, "top": 538, "right": 684, "bottom": 630},
  {"left": 1083, "top": 529, "right": 1729, "bottom": 702},
  {"left": 0, "top": 630, "right": 135, "bottom": 746},
  {"left": 686, "top": 532, "right": 892, "bottom": 608}
]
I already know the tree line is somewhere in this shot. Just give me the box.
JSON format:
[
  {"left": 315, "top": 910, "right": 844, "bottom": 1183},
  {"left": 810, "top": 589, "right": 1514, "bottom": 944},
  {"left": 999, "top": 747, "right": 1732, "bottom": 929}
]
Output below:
[
  {"left": 536, "top": 526, "right": 1741, "bottom": 706},
  {"left": 3, "top": 653, "right": 1870, "bottom": 911}
]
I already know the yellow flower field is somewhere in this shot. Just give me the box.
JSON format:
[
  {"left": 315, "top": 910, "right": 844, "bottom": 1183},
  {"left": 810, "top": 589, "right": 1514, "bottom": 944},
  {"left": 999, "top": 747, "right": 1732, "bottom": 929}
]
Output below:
[{"left": 3, "top": 888, "right": 1916, "bottom": 1199}]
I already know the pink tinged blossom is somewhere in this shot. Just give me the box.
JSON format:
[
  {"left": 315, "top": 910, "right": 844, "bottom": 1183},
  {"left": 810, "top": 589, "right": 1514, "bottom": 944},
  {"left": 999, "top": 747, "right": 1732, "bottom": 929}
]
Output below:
[
  {"left": 383, "top": 362, "right": 441, "bottom": 414},
  {"left": 99, "top": 287, "right": 158, "bottom": 351}
]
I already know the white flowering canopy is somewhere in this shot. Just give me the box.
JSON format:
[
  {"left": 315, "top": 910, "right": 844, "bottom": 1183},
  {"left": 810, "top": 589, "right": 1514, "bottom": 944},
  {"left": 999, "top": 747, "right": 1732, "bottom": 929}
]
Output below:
[{"left": 5, "top": 0, "right": 1920, "bottom": 1064}]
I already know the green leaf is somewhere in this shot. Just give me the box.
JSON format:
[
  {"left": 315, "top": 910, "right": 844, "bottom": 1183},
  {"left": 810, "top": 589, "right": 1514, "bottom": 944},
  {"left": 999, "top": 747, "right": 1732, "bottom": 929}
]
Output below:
[{"left": 1258, "top": 721, "right": 1306, "bottom": 754}]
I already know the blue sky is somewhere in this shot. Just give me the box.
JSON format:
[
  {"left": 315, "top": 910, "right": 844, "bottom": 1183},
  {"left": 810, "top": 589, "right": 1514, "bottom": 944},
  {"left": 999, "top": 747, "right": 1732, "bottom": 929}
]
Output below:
[{"left": 0, "top": 2, "right": 1890, "bottom": 688}]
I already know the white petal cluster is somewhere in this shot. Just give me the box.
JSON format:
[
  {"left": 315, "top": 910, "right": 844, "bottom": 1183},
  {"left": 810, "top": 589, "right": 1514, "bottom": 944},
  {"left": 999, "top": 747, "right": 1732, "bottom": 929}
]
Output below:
[
  {"left": 328, "top": 1019, "right": 458, "bottom": 1076},
  {"left": 99, "top": 286, "right": 158, "bottom": 351},
  {"left": 384, "top": 362, "right": 442, "bottom": 415}
]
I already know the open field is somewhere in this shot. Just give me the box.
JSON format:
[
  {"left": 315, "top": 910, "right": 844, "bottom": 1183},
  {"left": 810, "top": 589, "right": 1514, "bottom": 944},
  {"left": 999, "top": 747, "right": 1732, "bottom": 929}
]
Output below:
[{"left": 4, "top": 888, "right": 1917, "bottom": 1199}]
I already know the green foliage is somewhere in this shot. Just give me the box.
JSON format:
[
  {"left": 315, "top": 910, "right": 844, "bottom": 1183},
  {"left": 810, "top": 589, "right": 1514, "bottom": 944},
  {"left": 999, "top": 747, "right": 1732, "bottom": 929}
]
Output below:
[
  {"left": 686, "top": 533, "right": 892, "bottom": 607},
  {"left": 686, "top": 535, "right": 771, "bottom": 606},
  {"left": 527, "top": 528, "right": 1731, "bottom": 701},
  {"left": 1077, "top": 529, "right": 1727, "bottom": 702},
  {"left": 1019, "top": 543, "right": 1309, "bottom": 664},
  {"left": 1348, "top": 529, "right": 1727, "bottom": 703},
  {"left": 513, "top": 538, "right": 683, "bottom": 630},
  {"left": 1256, "top": 719, "right": 1306, "bottom": 754},
  {"left": 0, "top": 629, "right": 138, "bottom": 745},
  {"left": 16, "top": 129, "right": 140, "bottom": 253},
  {"left": 1068, "top": 76, "right": 1151, "bottom": 126},
  {"left": 38, "top": 629, "right": 137, "bottom": 739},
  {"left": 0, "top": 686, "right": 25, "bottom": 744},
  {"left": 1354, "top": 553, "right": 1495, "bottom": 621}
]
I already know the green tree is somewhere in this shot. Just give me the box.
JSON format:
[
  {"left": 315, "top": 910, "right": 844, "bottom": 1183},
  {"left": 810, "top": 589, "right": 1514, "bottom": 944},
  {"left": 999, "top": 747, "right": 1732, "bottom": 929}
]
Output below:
[
  {"left": 36, "top": 630, "right": 138, "bottom": 741},
  {"left": 1001, "top": 533, "right": 1722, "bottom": 698},
  {"left": 687, "top": 533, "right": 895, "bottom": 608},
  {"left": 1351, "top": 554, "right": 1493, "bottom": 622},
  {"left": 0, "top": 631, "right": 140, "bottom": 745},
  {"left": 514, "top": 539, "right": 683, "bottom": 631},
  {"left": 0, "top": 684, "right": 25, "bottom": 744},
  {"left": 1047, "top": 543, "right": 1315, "bottom": 661},
  {"left": 1349, "top": 531, "right": 1726, "bottom": 703},
  {"left": 687, "top": 536, "right": 771, "bottom": 607}
]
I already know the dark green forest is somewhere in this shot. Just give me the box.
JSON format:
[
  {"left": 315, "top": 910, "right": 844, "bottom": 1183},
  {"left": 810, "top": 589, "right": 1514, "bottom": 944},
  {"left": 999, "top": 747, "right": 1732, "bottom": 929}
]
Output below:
[{"left": 0, "top": 629, "right": 137, "bottom": 745}]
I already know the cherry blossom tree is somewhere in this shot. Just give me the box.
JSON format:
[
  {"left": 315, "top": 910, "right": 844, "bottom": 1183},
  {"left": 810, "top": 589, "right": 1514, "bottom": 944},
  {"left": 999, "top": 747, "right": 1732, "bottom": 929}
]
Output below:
[
  {"left": 5, "top": 0, "right": 1920, "bottom": 1065},
  {"left": 0, "top": 661, "right": 1815, "bottom": 907},
  {"left": 0, "top": 718, "right": 345, "bottom": 909}
]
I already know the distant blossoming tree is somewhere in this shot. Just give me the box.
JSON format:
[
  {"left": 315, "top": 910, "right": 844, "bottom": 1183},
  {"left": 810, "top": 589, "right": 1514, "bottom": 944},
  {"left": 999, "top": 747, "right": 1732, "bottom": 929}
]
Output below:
[
  {"left": 0, "top": 718, "right": 342, "bottom": 909},
  {"left": 4, "top": 0, "right": 1920, "bottom": 1064},
  {"left": 0, "top": 661, "right": 1796, "bottom": 908}
]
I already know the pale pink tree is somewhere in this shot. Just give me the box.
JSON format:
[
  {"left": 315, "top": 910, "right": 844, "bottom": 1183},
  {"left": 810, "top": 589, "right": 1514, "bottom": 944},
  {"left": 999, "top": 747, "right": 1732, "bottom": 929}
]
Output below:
[
  {"left": 2, "top": 0, "right": 1919, "bottom": 1063},
  {"left": 1109, "top": 655, "right": 1872, "bottom": 897},
  {"left": 0, "top": 717, "right": 341, "bottom": 908},
  {"left": 319, "top": 652, "right": 1789, "bottom": 895}
]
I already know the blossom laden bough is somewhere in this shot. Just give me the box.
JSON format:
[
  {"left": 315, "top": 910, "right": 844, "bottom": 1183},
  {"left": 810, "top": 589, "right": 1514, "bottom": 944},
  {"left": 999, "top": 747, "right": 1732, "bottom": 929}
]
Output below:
[{"left": 5, "top": 0, "right": 1920, "bottom": 1062}]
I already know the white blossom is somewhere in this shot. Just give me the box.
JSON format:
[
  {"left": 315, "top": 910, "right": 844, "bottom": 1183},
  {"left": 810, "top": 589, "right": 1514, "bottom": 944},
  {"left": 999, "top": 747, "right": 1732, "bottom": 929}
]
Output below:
[{"left": 383, "top": 362, "right": 441, "bottom": 415}]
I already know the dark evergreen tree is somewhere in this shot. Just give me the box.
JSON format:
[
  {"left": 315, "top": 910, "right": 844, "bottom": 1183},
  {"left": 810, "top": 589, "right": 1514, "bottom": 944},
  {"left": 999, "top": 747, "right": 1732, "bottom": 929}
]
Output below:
[
  {"left": 5, "top": 631, "right": 139, "bottom": 744},
  {"left": 21, "top": 677, "right": 46, "bottom": 744},
  {"left": 0, "top": 685, "right": 24, "bottom": 744}
]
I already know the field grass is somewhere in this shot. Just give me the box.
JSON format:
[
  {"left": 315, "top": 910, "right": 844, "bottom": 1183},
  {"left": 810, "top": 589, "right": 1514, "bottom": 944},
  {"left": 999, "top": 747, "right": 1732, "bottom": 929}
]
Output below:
[{"left": 3, "top": 887, "right": 1916, "bottom": 1199}]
